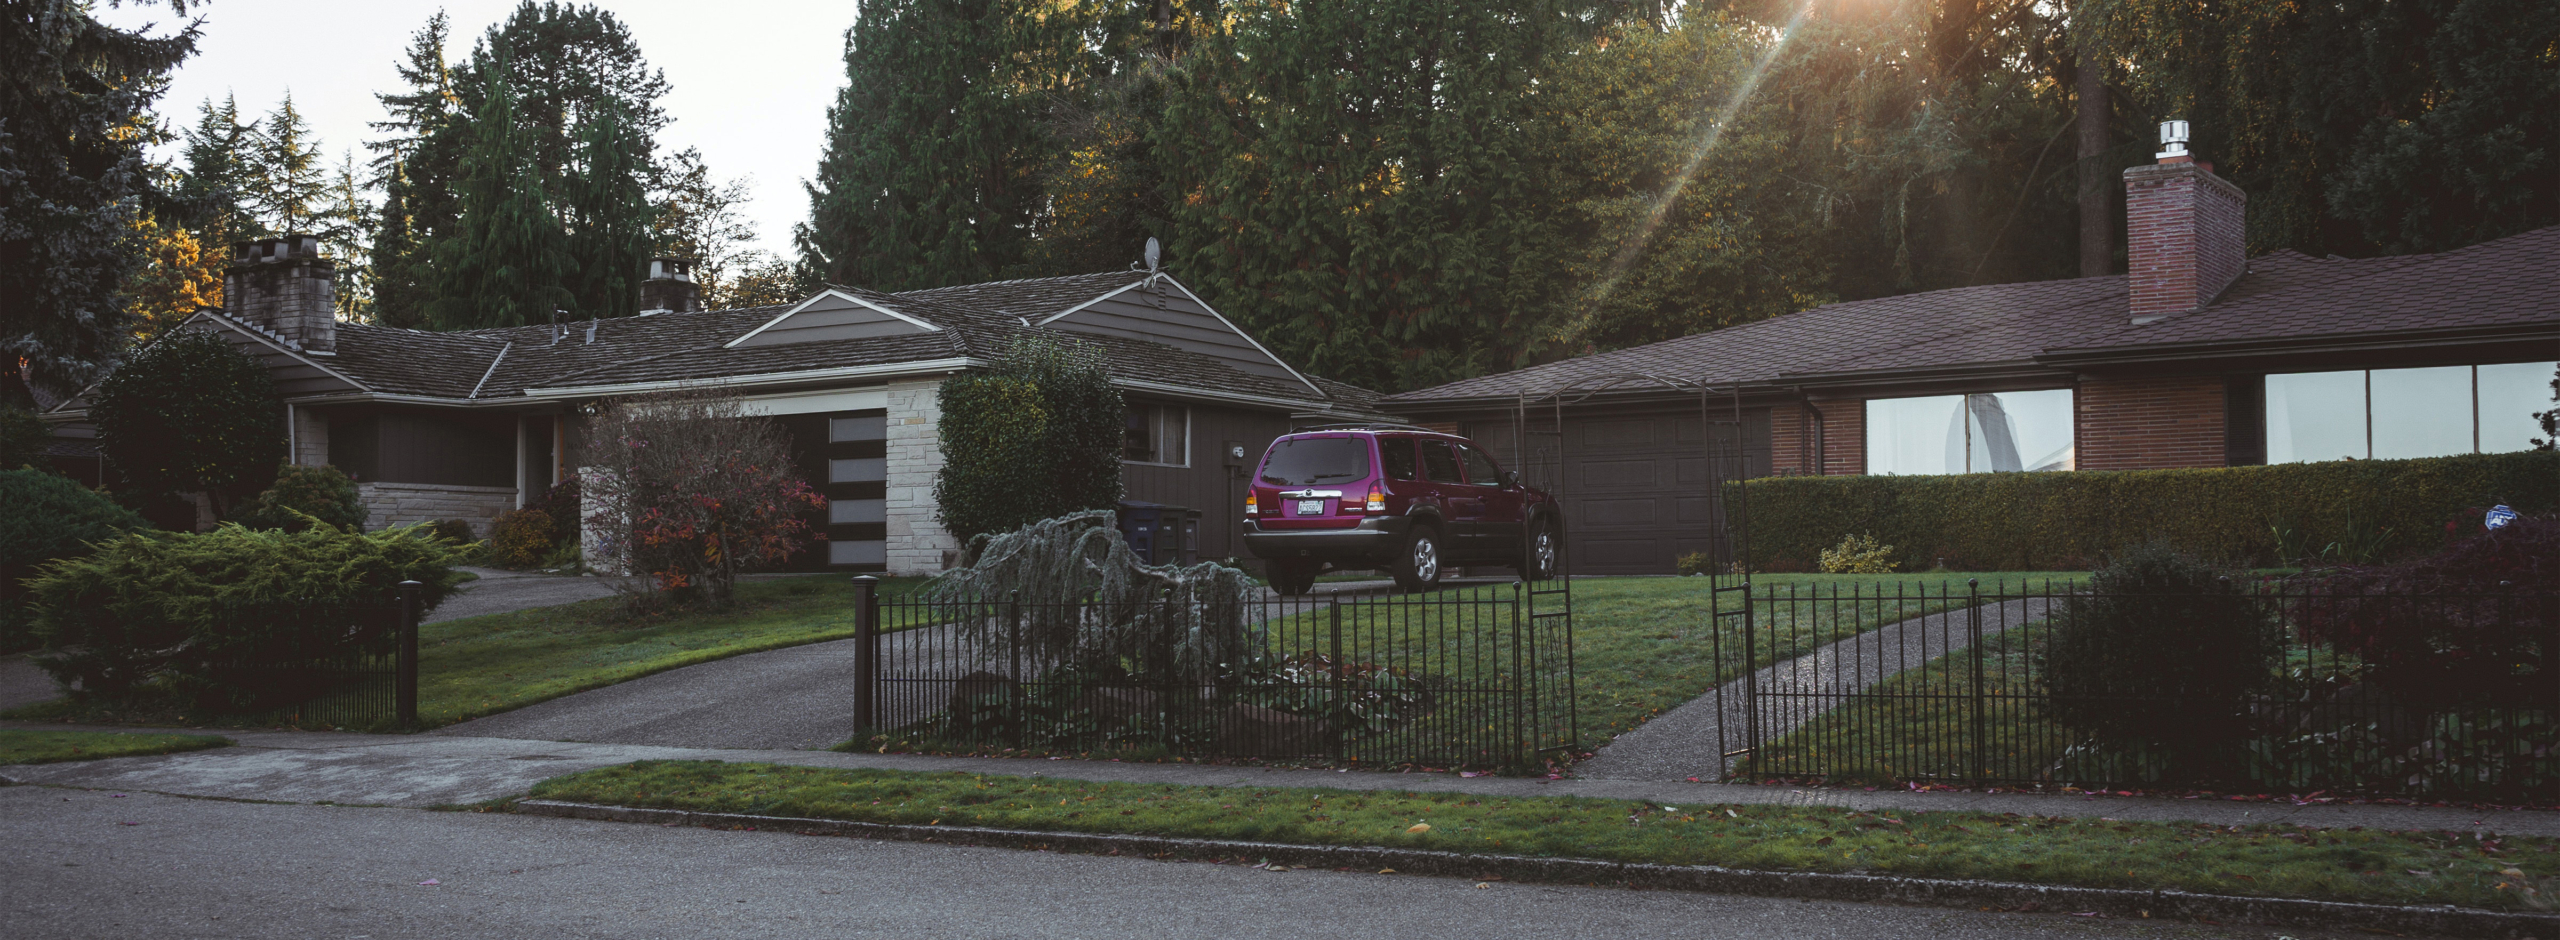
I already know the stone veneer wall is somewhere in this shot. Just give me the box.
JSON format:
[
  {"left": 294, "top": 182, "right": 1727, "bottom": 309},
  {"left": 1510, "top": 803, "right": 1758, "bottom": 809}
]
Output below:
[
  {"left": 357, "top": 482, "right": 517, "bottom": 538},
  {"left": 884, "top": 379, "right": 960, "bottom": 575},
  {"left": 289, "top": 406, "right": 329, "bottom": 467}
]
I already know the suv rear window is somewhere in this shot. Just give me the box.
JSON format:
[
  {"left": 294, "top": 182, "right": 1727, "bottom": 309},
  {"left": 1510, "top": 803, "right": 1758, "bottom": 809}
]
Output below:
[{"left": 1260, "top": 437, "right": 1372, "bottom": 486}]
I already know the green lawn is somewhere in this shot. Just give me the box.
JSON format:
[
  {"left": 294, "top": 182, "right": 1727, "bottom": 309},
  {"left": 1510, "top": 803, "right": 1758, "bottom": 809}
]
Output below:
[
  {"left": 5, "top": 575, "right": 930, "bottom": 731},
  {"left": 0, "top": 729, "right": 230, "bottom": 764},
  {"left": 410, "top": 575, "right": 931, "bottom": 728},
  {"left": 531, "top": 760, "right": 2560, "bottom": 910},
  {"left": 1563, "top": 573, "right": 2081, "bottom": 746},
  {"left": 1751, "top": 621, "right": 2064, "bottom": 785}
]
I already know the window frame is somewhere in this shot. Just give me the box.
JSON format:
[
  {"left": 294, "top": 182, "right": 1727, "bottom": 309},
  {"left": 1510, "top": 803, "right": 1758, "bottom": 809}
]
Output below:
[
  {"left": 2264, "top": 361, "right": 2559, "bottom": 464},
  {"left": 1121, "top": 402, "right": 1192, "bottom": 468},
  {"left": 1864, "top": 389, "right": 2076, "bottom": 476}
]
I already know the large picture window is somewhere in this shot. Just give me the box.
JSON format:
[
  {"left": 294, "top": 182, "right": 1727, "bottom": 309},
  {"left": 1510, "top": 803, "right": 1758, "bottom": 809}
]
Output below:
[
  {"left": 1122, "top": 403, "right": 1189, "bottom": 466},
  {"left": 1866, "top": 390, "right": 2075, "bottom": 476},
  {"left": 2266, "top": 362, "right": 2557, "bottom": 464}
]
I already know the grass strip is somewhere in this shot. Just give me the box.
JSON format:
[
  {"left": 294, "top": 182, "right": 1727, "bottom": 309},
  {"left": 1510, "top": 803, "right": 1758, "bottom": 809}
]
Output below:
[
  {"left": 0, "top": 729, "right": 230, "bottom": 764},
  {"left": 531, "top": 760, "right": 2560, "bottom": 910},
  {"left": 5, "top": 575, "right": 930, "bottom": 731}
]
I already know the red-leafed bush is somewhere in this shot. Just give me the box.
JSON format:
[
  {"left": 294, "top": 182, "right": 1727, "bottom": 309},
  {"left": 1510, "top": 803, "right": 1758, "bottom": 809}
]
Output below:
[
  {"left": 582, "top": 386, "right": 826, "bottom": 605},
  {"left": 2295, "top": 514, "right": 2559, "bottom": 707}
]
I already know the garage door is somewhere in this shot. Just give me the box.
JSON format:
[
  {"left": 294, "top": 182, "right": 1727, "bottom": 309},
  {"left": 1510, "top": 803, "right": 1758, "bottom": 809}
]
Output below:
[{"left": 1466, "top": 407, "right": 1769, "bottom": 576}]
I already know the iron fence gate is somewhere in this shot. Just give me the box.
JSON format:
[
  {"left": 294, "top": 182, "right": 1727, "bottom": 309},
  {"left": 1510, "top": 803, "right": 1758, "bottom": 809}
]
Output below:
[
  {"left": 196, "top": 583, "right": 422, "bottom": 729},
  {"left": 1714, "top": 579, "right": 2558, "bottom": 797},
  {"left": 847, "top": 579, "right": 1576, "bottom": 769}
]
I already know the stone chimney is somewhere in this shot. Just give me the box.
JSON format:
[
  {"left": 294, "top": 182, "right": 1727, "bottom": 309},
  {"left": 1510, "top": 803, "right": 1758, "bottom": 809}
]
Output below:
[
  {"left": 638, "top": 257, "right": 701, "bottom": 315},
  {"left": 2123, "top": 121, "right": 2246, "bottom": 325},
  {"left": 224, "top": 235, "right": 337, "bottom": 352}
]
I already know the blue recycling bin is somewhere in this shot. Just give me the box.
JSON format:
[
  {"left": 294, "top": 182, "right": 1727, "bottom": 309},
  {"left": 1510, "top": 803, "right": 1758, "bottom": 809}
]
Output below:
[{"left": 1115, "top": 501, "right": 1201, "bottom": 566}]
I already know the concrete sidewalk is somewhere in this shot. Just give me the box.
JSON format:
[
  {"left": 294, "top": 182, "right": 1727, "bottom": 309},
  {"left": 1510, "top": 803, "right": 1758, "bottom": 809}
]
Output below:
[{"left": 5, "top": 722, "right": 2552, "bottom": 837}]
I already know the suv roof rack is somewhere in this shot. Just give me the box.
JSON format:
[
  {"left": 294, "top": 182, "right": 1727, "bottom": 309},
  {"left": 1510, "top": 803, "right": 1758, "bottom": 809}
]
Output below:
[{"left": 1294, "top": 421, "right": 1441, "bottom": 433}]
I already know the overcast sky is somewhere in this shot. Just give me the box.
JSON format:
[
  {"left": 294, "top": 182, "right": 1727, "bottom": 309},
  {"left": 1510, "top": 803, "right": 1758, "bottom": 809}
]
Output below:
[{"left": 97, "top": 0, "right": 856, "bottom": 258}]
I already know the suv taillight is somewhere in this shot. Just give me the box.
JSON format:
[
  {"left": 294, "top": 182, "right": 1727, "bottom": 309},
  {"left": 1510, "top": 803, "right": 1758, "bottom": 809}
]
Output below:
[
  {"left": 1365, "top": 482, "right": 1386, "bottom": 513},
  {"left": 1244, "top": 491, "right": 1258, "bottom": 516}
]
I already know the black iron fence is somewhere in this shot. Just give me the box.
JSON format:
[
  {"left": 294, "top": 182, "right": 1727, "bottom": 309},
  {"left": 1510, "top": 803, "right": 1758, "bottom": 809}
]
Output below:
[
  {"left": 193, "top": 582, "right": 423, "bottom": 729},
  {"left": 1718, "top": 579, "right": 2558, "bottom": 798},
  {"left": 847, "top": 578, "right": 1576, "bottom": 769}
]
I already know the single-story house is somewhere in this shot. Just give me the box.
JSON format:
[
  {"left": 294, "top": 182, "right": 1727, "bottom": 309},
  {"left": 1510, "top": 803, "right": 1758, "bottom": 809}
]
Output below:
[
  {"left": 1382, "top": 131, "right": 2560, "bottom": 575},
  {"left": 37, "top": 242, "right": 1387, "bottom": 575}
]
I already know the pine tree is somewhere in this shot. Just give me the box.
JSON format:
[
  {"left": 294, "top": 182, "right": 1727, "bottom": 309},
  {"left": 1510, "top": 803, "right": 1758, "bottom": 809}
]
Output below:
[
  {"left": 798, "top": 0, "right": 1096, "bottom": 291},
  {"left": 247, "top": 93, "right": 331, "bottom": 235},
  {"left": 560, "top": 98, "right": 655, "bottom": 320},
  {"left": 369, "top": 12, "right": 465, "bottom": 328},
  {"left": 429, "top": 61, "right": 572, "bottom": 329},
  {"left": 369, "top": 159, "right": 432, "bottom": 328},
  {"left": 321, "top": 151, "right": 377, "bottom": 321},
  {"left": 176, "top": 95, "right": 259, "bottom": 246},
  {"left": 0, "top": 0, "right": 199, "bottom": 400}
]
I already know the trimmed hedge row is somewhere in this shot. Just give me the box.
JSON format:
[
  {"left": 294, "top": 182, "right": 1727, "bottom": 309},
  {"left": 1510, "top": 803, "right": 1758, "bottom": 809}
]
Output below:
[{"left": 1732, "top": 451, "right": 2558, "bottom": 572}]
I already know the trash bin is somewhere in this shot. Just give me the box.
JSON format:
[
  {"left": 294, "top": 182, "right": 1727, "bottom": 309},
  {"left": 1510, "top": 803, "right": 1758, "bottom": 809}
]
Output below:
[{"left": 1115, "top": 501, "right": 1199, "bottom": 566}]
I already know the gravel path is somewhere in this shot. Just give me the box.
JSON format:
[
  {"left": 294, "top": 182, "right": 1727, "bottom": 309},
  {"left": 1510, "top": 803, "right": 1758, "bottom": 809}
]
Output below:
[
  {"left": 427, "top": 567, "right": 642, "bottom": 624},
  {"left": 1576, "top": 597, "right": 2054, "bottom": 781}
]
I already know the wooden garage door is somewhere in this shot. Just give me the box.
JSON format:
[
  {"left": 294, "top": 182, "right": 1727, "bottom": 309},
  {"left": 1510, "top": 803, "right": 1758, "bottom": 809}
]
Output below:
[{"left": 1467, "top": 407, "right": 1769, "bottom": 576}]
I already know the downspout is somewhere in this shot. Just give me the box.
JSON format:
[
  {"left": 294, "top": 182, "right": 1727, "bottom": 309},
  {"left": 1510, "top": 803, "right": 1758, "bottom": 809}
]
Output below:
[{"left": 1792, "top": 387, "right": 1823, "bottom": 476}]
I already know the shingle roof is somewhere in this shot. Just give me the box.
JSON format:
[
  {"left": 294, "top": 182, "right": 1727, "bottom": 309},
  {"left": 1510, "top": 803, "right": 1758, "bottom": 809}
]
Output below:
[
  {"left": 264, "top": 272, "right": 1379, "bottom": 410},
  {"left": 1389, "top": 225, "right": 2560, "bottom": 404}
]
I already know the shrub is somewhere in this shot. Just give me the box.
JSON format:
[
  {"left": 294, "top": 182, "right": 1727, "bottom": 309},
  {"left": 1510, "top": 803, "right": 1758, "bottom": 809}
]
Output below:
[
  {"left": 88, "top": 327, "right": 285, "bottom": 523},
  {"left": 1735, "top": 450, "right": 2559, "bottom": 571},
  {"left": 934, "top": 334, "right": 1124, "bottom": 542},
  {"left": 526, "top": 479, "right": 581, "bottom": 546},
  {"left": 2036, "top": 544, "right": 2282, "bottom": 777},
  {"left": 232, "top": 464, "right": 368, "bottom": 532},
  {"left": 1675, "top": 551, "right": 1712, "bottom": 576},
  {"left": 0, "top": 470, "right": 148, "bottom": 652},
  {"left": 1817, "top": 534, "right": 1897, "bottom": 573},
  {"left": 425, "top": 519, "right": 478, "bottom": 544},
  {"left": 2294, "top": 515, "right": 2559, "bottom": 707},
  {"left": 0, "top": 405, "right": 47, "bottom": 470},
  {"left": 26, "top": 523, "right": 464, "bottom": 705},
  {"left": 582, "top": 386, "right": 825, "bottom": 603},
  {"left": 489, "top": 508, "right": 557, "bottom": 569}
]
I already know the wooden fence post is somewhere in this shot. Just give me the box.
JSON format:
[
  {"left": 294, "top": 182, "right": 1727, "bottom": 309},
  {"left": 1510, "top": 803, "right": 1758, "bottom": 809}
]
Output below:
[{"left": 853, "top": 575, "right": 879, "bottom": 733}]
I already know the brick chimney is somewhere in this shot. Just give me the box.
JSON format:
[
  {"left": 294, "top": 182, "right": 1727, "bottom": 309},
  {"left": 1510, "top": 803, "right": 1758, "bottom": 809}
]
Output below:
[
  {"left": 638, "top": 257, "right": 701, "bottom": 315},
  {"left": 2122, "top": 121, "right": 2246, "bottom": 325},
  {"left": 224, "top": 235, "right": 337, "bottom": 353}
]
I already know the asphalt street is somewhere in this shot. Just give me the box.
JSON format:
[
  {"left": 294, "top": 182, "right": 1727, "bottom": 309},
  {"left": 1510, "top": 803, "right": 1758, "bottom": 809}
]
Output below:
[{"left": 0, "top": 786, "right": 2362, "bottom": 940}]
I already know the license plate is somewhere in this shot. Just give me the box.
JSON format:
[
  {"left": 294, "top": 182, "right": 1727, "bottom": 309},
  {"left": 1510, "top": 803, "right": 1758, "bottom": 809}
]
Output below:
[{"left": 1295, "top": 499, "right": 1325, "bottom": 516}]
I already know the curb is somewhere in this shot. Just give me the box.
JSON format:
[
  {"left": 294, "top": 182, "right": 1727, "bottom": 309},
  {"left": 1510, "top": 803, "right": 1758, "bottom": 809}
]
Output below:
[{"left": 515, "top": 800, "right": 2560, "bottom": 938}]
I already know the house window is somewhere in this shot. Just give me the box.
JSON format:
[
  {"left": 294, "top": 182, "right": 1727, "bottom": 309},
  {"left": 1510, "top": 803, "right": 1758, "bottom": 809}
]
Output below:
[
  {"left": 1123, "top": 403, "right": 1189, "bottom": 466},
  {"left": 2266, "top": 362, "right": 2558, "bottom": 463},
  {"left": 1866, "top": 390, "right": 2075, "bottom": 476},
  {"left": 828, "top": 457, "right": 886, "bottom": 483}
]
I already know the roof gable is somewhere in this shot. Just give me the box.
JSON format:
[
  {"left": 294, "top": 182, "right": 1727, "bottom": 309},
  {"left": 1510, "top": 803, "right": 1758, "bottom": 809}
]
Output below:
[{"left": 724, "top": 289, "right": 941, "bottom": 348}]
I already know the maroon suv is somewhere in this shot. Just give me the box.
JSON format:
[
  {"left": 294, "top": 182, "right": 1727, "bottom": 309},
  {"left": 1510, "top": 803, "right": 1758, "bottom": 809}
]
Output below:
[{"left": 1240, "top": 426, "right": 1563, "bottom": 594}]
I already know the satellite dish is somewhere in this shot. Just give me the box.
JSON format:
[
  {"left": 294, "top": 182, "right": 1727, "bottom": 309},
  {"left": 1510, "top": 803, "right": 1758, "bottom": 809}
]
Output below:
[{"left": 1143, "top": 237, "right": 1161, "bottom": 272}]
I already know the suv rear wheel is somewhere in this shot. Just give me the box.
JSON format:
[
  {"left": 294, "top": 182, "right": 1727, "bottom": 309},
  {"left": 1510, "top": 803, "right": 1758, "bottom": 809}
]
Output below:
[{"left": 1391, "top": 524, "right": 1445, "bottom": 593}]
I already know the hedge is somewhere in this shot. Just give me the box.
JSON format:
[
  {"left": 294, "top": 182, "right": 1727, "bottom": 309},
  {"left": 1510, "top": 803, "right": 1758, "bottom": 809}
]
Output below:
[{"left": 1732, "top": 450, "right": 2559, "bottom": 572}]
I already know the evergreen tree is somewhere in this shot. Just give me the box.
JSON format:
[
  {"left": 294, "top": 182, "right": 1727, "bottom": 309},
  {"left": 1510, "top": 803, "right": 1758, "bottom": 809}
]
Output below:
[
  {"left": 320, "top": 150, "right": 377, "bottom": 320},
  {"left": 798, "top": 0, "right": 1095, "bottom": 291},
  {"left": 369, "top": 159, "right": 431, "bottom": 328},
  {"left": 429, "top": 61, "right": 572, "bottom": 329},
  {"left": 0, "top": 1, "right": 198, "bottom": 401},
  {"left": 560, "top": 98, "right": 654, "bottom": 320},
  {"left": 2085, "top": 0, "right": 2560, "bottom": 256},
  {"left": 246, "top": 93, "right": 330, "bottom": 235},
  {"left": 452, "top": 2, "right": 670, "bottom": 194},
  {"left": 175, "top": 94, "right": 258, "bottom": 247},
  {"left": 368, "top": 13, "right": 464, "bottom": 328}
]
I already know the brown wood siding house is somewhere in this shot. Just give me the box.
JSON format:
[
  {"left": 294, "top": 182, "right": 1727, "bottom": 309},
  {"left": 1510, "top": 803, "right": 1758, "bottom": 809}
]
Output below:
[
  {"left": 1383, "top": 146, "right": 2560, "bottom": 575},
  {"left": 39, "top": 248, "right": 1390, "bottom": 575}
]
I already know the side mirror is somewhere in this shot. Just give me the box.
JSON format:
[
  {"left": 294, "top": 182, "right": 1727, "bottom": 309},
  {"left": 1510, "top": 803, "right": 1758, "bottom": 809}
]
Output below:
[{"left": 1501, "top": 470, "right": 1521, "bottom": 487}]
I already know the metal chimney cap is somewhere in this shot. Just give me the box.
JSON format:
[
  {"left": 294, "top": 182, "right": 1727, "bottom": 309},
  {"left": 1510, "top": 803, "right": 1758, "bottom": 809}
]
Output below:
[{"left": 2157, "top": 120, "right": 2192, "bottom": 160}]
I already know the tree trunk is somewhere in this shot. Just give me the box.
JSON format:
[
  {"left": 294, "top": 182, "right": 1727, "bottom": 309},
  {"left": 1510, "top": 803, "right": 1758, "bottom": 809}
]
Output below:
[{"left": 2076, "top": 42, "right": 2113, "bottom": 278}]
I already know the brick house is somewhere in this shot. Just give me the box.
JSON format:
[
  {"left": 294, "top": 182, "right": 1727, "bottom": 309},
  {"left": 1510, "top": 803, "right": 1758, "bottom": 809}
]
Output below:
[
  {"left": 38, "top": 243, "right": 1386, "bottom": 575},
  {"left": 1382, "top": 131, "right": 2560, "bottom": 575}
]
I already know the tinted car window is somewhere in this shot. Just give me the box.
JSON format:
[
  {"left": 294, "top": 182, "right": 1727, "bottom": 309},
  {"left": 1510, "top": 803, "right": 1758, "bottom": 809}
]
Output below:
[
  {"left": 1460, "top": 445, "right": 1502, "bottom": 485},
  {"left": 1419, "top": 440, "right": 1463, "bottom": 484},
  {"left": 1259, "top": 437, "right": 1372, "bottom": 486},
  {"left": 1378, "top": 437, "right": 1418, "bottom": 480}
]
